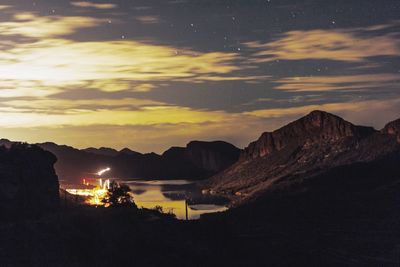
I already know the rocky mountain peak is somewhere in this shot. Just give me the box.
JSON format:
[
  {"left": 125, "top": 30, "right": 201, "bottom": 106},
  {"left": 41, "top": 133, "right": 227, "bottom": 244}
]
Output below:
[{"left": 241, "top": 110, "right": 376, "bottom": 159}]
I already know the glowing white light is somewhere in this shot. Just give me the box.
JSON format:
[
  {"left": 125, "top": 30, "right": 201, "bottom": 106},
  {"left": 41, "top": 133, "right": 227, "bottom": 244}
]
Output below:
[{"left": 97, "top": 167, "right": 111, "bottom": 176}]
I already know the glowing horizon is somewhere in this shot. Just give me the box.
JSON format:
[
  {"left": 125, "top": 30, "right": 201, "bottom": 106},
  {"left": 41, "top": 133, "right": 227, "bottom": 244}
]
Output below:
[{"left": 0, "top": 1, "right": 399, "bottom": 153}]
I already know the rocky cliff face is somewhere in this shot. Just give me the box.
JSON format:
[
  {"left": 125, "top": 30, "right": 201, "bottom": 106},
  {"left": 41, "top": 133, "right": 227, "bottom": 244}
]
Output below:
[
  {"left": 185, "top": 141, "right": 241, "bottom": 172},
  {"left": 207, "top": 111, "right": 400, "bottom": 203},
  {"left": 0, "top": 143, "right": 59, "bottom": 218},
  {"left": 382, "top": 118, "right": 400, "bottom": 143},
  {"left": 160, "top": 141, "right": 241, "bottom": 178},
  {"left": 241, "top": 110, "right": 376, "bottom": 160}
]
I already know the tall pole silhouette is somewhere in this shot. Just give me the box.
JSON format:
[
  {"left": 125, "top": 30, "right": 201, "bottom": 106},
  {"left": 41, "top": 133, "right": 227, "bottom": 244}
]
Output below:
[{"left": 185, "top": 199, "right": 189, "bottom": 220}]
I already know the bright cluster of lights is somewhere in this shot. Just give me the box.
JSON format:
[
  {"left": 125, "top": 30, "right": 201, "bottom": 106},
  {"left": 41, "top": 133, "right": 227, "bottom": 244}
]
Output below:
[{"left": 66, "top": 168, "right": 112, "bottom": 205}]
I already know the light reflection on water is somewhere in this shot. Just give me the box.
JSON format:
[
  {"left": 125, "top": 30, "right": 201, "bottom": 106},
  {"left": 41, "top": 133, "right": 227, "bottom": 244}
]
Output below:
[{"left": 124, "top": 180, "right": 228, "bottom": 220}]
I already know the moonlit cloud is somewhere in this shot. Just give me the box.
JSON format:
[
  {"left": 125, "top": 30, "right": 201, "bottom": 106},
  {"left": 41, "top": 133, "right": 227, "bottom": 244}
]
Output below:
[
  {"left": 0, "top": 38, "right": 241, "bottom": 89},
  {"left": 245, "top": 24, "right": 400, "bottom": 63},
  {"left": 0, "top": 5, "right": 11, "bottom": 10},
  {"left": 275, "top": 74, "right": 400, "bottom": 92},
  {"left": 0, "top": 13, "right": 104, "bottom": 38},
  {"left": 70, "top": 1, "right": 117, "bottom": 9},
  {"left": 0, "top": 11, "right": 252, "bottom": 101},
  {"left": 135, "top": 16, "right": 161, "bottom": 24}
]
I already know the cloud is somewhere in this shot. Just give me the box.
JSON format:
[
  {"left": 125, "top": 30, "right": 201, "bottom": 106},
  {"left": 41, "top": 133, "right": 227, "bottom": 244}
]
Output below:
[
  {"left": 0, "top": 12, "right": 104, "bottom": 38},
  {"left": 0, "top": 5, "right": 11, "bottom": 10},
  {"left": 70, "top": 1, "right": 117, "bottom": 9},
  {"left": 0, "top": 38, "right": 242, "bottom": 91},
  {"left": 135, "top": 16, "right": 161, "bottom": 24},
  {"left": 0, "top": 102, "right": 230, "bottom": 127},
  {"left": 0, "top": 11, "right": 261, "bottom": 99},
  {"left": 275, "top": 73, "right": 400, "bottom": 92},
  {"left": 0, "top": 11, "right": 271, "bottom": 150},
  {"left": 245, "top": 23, "right": 400, "bottom": 63}
]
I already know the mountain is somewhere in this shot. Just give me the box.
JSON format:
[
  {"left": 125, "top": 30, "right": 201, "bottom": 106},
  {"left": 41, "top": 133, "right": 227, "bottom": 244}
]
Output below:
[
  {"left": 163, "top": 141, "right": 240, "bottom": 172},
  {"left": 0, "top": 143, "right": 59, "bottom": 218},
  {"left": 38, "top": 142, "right": 109, "bottom": 182},
  {"left": 82, "top": 147, "right": 120, "bottom": 157},
  {"left": 241, "top": 110, "right": 375, "bottom": 159},
  {"left": 206, "top": 110, "right": 400, "bottom": 203},
  {"left": 33, "top": 141, "right": 240, "bottom": 182}
]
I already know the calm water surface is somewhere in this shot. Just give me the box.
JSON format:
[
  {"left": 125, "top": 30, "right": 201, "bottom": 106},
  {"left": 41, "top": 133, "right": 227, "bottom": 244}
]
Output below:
[{"left": 123, "top": 179, "right": 228, "bottom": 220}]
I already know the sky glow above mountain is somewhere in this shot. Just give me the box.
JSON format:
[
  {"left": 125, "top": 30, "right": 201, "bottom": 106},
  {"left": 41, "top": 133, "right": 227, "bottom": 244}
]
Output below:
[{"left": 0, "top": 0, "right": 399, "bottom": 152}]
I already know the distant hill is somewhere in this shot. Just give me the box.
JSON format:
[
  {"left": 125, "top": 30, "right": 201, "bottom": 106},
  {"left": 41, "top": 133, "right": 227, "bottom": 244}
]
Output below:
[
  {"left": 207, "top": 110, "right": 400, "bottom": 204},
  {"left": 0, "top": 140, "right": 241, "bottom": 183},
  {"left": 82, "top": 147, "right": 120, "bottom": 157}
]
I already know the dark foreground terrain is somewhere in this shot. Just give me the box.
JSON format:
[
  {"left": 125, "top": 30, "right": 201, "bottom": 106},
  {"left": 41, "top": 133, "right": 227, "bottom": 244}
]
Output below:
[
  {"left": 2, "top": 155, "right": 400, "bottom": 267},
  {"left": 2, "top": 111, "right": 400, "bottom": 266}
]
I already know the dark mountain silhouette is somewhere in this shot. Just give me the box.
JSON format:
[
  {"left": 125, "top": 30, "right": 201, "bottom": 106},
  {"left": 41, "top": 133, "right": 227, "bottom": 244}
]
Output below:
[
  {"left": 0, "top": 143, "right": 59, "bottom": 218},
  {"left": 38, "top": 142, "right": 110, "bottom": 182},
  {"left": 0, "top": 140, "right": 240, "bottom": 182},
  {"left": 207, "top": 110, "right": 400, "bottom": 204},
  {"left": 82, "top": 147, "right": 119, "bottom": 157}
]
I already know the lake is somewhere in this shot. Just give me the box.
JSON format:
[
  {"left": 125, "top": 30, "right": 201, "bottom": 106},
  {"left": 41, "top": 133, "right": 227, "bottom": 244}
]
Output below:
[
  {"left": 123, "top": 179, "right": 228, "bottom": 220},
  {"left": 61, "top": 179, "right": 229, "bottom": 220}
]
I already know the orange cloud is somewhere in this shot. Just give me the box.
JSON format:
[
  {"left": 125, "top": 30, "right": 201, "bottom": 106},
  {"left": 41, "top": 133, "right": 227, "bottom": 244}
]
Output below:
[{"left": 71, "top": 1, "right": 117, "bottom": 9}]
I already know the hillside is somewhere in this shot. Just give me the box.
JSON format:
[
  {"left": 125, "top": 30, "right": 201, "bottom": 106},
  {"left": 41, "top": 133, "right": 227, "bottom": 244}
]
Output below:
[{"left": 207, "top": 110, "right": 400, "bottom": 203}]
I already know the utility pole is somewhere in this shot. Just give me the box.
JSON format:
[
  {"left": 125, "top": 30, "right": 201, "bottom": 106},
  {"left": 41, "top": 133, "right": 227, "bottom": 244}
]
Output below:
[{"left": 185, "top": 199, "right": 189, "bottom": 220}]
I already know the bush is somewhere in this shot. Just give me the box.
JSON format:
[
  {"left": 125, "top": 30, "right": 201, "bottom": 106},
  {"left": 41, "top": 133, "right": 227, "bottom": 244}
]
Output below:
[{"left": 102, "top": 181, "right": 137, "bottom": 208}]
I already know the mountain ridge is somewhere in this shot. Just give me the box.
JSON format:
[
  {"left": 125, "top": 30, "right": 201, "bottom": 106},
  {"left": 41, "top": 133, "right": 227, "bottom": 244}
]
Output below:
[
  {"left": 0, "top": 139, "right": 241, "bottom": 182},
  {"left": 241, "top": 110, "right": 376, "bottom": 160},
  {"left": 207, "top": 110, "right": 400, "bottom": 204}
]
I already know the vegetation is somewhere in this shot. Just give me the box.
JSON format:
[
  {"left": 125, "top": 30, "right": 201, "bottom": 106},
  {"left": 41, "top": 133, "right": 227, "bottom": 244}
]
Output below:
[{"left": 102, "top": 181, "right": 137, "bottom": 208}]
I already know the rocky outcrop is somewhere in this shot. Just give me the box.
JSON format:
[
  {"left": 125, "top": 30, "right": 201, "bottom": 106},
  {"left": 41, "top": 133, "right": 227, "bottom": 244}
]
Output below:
[
  {"left": 382, "top": 118, "right": 400, "bottom": 143},
  {"left": 208, "top": 111, "right": 400, "bottom": 203},
  {"left": 185, "top": 141, "right": 241, "bottom": 172},
  {"left": 241, "top": 110, "right": 376, "bottom": 160},
  {"left": 159, "top": 141, "right": 241, "bottom": 178},
  {"left": 0, "top": 143, "right": 59, "bottom": 218}
]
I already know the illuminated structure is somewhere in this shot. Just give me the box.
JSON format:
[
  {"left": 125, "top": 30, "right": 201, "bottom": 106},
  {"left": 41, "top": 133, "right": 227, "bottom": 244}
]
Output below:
[{"left": 65, "top": 167, "right": 112, "bottom": 205}]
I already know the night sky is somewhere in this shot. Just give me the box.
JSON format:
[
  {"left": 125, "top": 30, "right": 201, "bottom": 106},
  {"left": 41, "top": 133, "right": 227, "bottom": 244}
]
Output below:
[{"left": 0, "top": 0, "right": 399, "bottom": 152}]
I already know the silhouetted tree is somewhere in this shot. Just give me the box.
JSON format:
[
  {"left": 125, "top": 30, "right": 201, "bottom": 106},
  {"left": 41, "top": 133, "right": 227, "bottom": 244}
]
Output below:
[{"left": 102, "top": 181, "right": 137, "bottom": 208}]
